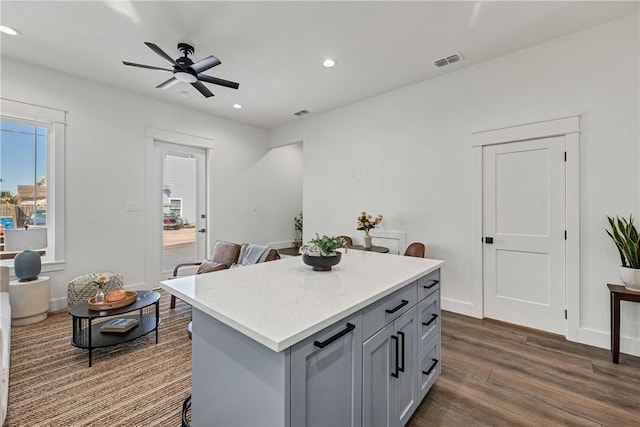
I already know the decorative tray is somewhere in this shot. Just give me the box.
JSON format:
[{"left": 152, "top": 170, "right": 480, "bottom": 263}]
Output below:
[{"left": 88, "top": 291, "right": 137, "bottom": 310}]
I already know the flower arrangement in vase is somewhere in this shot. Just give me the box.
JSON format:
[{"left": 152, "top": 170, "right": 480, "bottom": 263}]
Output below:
[
  {"left": 300, "top": 234, "right": 348, "bottom": 271},
  {"left": 92, "top": 274, "right": 110, "bottom": 303},
  {"left": 357, "top": 211, "right": 383, "bottom": 248}
]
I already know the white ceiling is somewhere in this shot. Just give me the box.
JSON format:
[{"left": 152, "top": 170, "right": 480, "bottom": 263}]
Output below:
[{"left": 1, "top": 1, "right": 637, "bottom": 130}]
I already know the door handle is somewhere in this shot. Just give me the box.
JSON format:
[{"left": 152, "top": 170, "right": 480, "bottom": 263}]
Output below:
[
  {"left": 397, "top": 331, "right": 405, "bottom": 373},
  {"left": 423, "top": 280, "right": 439, "bottom": 289},
  {"left": 422, "top": 313, "right": 439, "bottom": 327},
  {"left": 385, "top": 299, "right": 409, "bottom": 314},
  {"left": 422, "top": 358, "right": 439, "bottom": 376},
  {"left": 198, "top": 229, "right": 206, "bottom": 233},
  {"left": 484, "top": 237, "right": 494, "bottom": 244},
  {"left": 313, "top": 323, "right": 355, "bottom": 348},
  {"left": 391, "top": 335, "right": 399, "bottom": 378}
]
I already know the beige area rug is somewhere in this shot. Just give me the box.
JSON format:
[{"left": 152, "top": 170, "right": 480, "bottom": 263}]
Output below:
[{"left": 6, "top": 290, "right": 192, "bottom": 427}]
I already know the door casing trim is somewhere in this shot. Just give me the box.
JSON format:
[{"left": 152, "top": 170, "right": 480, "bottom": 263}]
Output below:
[
  {"left": 144, "top": 127, "right": 215, "bottom": 289},
  {"left": 469, "top": 115, "right": 580, "bottom": 342}
]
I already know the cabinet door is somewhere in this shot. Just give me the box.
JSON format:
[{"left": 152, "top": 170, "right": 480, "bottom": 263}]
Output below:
[
  {"left": 362, "top": 323, "right": 395, "bottom": 427},
  {"left": 393, "top": 306, "right": 418, "bottom": 427},
  {"left": 290, "top": 313, "right": 362, "bottom": 427}
]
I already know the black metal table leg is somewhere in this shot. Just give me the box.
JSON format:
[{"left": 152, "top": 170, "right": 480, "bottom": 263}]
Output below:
[
  {"left": 155, "top": 300, "right": 160, "bottom": 343},
  {"left": 88, "top": 318, "right": 93, "bottom": 367}
]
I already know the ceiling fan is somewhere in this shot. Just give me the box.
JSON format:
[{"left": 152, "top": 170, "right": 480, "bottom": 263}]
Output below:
[{"left": 123, "top": 42, "right": 240, "bottom": 98}]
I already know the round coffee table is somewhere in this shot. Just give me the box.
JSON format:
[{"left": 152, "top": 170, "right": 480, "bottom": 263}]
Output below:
[{"left": 70, "top": 290, "right": 160, "bottom": 366}]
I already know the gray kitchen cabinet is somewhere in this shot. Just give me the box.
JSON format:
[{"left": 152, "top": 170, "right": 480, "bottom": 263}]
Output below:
[
  {"left": 290, "top": 312, "right": 363, "bottom": 427},
  {"left": 393, "top": 307, "right": 418, "bottom": 426},
  {"left": 363, "top": 306, "right": 418, "bottom": 427},
  {"left": 362, "top": 322, "right": 394, "bottom": 426}
]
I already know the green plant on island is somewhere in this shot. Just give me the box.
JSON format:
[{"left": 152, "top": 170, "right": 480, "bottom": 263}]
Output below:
[
  {"left": 300, "top": 234, "right": 348, "bottom": 257},
  {"left": 606, "top": 215, "right": 640, "bottom": 268}
]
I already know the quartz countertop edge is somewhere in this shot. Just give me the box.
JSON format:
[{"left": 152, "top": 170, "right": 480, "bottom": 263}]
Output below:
[{"left": 160, "top": 254, "right": 444, "bottom": 352}]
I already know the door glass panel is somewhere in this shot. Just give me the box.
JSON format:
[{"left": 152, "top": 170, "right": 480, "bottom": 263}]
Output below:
[{"left": 162, "top": 153, "right": 197, "bottom": 274}]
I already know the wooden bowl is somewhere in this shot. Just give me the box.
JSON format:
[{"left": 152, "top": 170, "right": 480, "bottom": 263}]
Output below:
[{"left": 88, "top": 291, "right": 137, "bottom": 310}]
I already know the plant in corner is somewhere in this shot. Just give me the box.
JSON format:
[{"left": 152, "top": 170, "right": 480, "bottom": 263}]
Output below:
[
  {"left": 293, "top": 212, "right": 303, "bottom": 248},
  {"left": 299, "top": 234, "right": 348, "bottom": 271},
  {"left": 606, "top": 215, "right": 640, "bottom": 291}
]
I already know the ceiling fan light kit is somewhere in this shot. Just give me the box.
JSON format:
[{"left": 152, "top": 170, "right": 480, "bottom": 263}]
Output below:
[{"left": 123, "top": 42, "right": 240, "bottom": 98}]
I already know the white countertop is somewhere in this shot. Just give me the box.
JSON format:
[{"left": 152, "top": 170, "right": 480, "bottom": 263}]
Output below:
[{"left": 161, "top": 250, "right": 443, "bottom": 352}]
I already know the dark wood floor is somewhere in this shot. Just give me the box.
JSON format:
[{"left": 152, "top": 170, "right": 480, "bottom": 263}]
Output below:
[{"left": 409, "top": 311, "right": 640, "bottom": 427}]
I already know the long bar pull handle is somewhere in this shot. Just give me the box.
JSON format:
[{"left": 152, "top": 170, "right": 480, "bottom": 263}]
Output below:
[
  {"left": 398, "top": 331, "right": 405, "bottom": 373},
  {"left": 385, "top": 299, "right": 409, "bottom": 314},
  {"left": 391, "top": 335, "right": 399, "bottom": 378},
  {"left": 422, "top": 314, "right": 439, "bottom": 327},
  {"left": 313, "top": 323, "right": 355, "bottom": 348},
  {"left": 423, "top": 280, "right": 440, "bottom": 289},
  {"left": 422, "top": 358, "right": 439, "bottom": 376}
]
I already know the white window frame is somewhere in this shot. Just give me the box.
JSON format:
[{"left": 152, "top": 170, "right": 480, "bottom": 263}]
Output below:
[{"left": 0, "top": 98, "right": 66, "bottom": 272}]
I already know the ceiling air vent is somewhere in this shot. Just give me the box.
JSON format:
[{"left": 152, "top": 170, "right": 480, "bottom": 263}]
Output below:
[
  {"left": 294, "top": 109, "right": 310, "bottom": 117},
  {"left": 434, "top": 52, "right": 463, "bottom": 67}
]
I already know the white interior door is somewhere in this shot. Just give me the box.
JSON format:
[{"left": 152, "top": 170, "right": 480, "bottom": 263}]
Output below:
[
  {"left": 155, "top": 141, "right": 207, "bottom": 276},
  {"left": 483, "top": 136, "right": 566, "bottom": 334}
]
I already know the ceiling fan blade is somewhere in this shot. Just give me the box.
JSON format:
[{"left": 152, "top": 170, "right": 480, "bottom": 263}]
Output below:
[
  {"left": 191, "top": 81, "right": 214, "bottom": 98},
  {"left": 156, "top": 77, "right": 179, "bottom": 89},
  {"left": 197, "top": 74, "right": 240, "bottom": 90},
  {"left": 144, "top": 42, "right": 180, "bottom": 67},
  {"left": 122, "top": 61, "right": 172, "bottom": 72},
  {"left": 190, "top": 55, "right": 221, "bottom": 74}
]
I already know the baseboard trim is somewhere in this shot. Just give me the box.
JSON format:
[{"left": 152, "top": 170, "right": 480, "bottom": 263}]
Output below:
[
  {"left": 266, "top": 240, "right": 295, "bottom": 249},
  {"left": 570, "top": 326, "right": 640, "bottom": 358},
  {"left": 442, "top": 297, "right": 481, "bottom": 319}
]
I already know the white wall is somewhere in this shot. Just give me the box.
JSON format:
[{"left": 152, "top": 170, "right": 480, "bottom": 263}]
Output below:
[
  {"left": 1, "top": 58, "right": 302, "bottom": 310},
  {"left": 269, "top": 15, "right": 640, "bottom": 355}
]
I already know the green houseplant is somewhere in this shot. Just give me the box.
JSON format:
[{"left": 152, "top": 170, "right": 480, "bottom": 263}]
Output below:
[
  {"left": 606, "top": 215, "right": 640, "bottom": 290},
  {"left": 293, "top": 212, "right": 303, "bottom": 248},
  {"left": 299, "top": 234, "right": 348, "bottom": 271}
]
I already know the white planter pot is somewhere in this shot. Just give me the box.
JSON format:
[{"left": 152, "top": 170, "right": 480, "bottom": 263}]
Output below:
[{"left": 619, "top": 266, "right": 640, "bottom": 292}]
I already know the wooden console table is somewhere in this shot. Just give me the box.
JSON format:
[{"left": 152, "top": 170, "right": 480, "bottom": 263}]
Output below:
[{"left": 607, "top": 283, "right": 640, "bottom": 364}]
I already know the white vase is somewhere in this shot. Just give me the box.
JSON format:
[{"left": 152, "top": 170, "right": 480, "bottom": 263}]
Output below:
[
  {"left": 619, "top": 266, "right": 640, "bottom": 292},
  {"left": 363, "top": 234, "right": 372, "bottom": 249}
]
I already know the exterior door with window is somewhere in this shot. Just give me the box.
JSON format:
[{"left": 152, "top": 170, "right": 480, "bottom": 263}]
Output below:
[
  {"left": 155, "top": 141, "right": 207, "bottom": 276},
  {"left": 483, "top": 136, "right": 566, "bottom": 334}
]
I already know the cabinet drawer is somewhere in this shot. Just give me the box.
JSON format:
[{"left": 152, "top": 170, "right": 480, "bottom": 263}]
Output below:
[
  {"left": 362, "top": 283, "right": 417, "bottom": 340},
  {"left": 418, "top": 334, "right": 441, "bottom": 402},
  {"left": 417, "top": 269, "right": 440, "bottom": 300},
  {"left": 417, "top": 290, "right": 440, "bottom": 353}
]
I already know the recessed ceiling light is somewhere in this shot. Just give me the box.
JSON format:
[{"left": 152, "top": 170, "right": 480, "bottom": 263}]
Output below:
[
  {"left": 232, "top": 104, "right": 243, "bottom": 109},
  {"left": 0, "top": 25, "right": 21, "bottom": 36},
  {"left": 323, "top": 59, "right": 336, "bottom": 68}
]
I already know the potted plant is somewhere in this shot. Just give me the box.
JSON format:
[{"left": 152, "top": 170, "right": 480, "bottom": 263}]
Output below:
[
  {"left": 293, "top": 212, "right": 303, "bottom": 248},
  {"left": 606, "top": 215, "right": 640, "bottom": 291},
  {"left": 300, "top": 234, "right": 348, "bottom": 271}
]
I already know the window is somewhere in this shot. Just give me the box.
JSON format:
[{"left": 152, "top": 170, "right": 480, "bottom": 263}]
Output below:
[
  {"left": 0, "top": 98, "right": 66, "bottom": 269},
  {"left": 0, "top": 120, "right": 48, "bottom": 229},
  {"left": 169, "top": 198, "right": 183, "bottom": 217}
]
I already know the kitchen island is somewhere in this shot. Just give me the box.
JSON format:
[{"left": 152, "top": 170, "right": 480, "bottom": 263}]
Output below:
[{"left": 161, "top": 250, "right": 443, "bottom": 427}]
